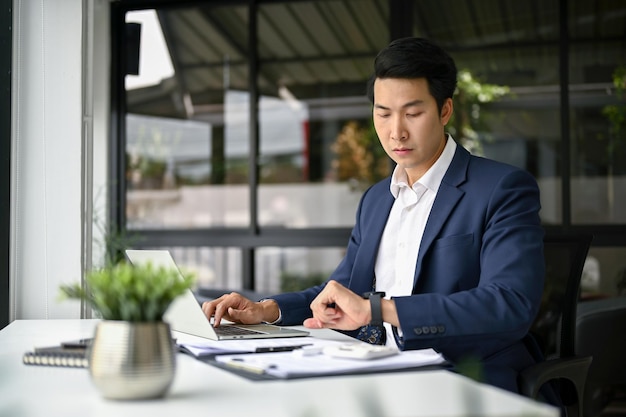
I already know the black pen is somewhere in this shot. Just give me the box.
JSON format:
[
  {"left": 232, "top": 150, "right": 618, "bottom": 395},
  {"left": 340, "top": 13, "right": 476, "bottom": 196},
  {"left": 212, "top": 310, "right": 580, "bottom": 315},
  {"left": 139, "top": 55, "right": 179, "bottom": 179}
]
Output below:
[{"left": 255, "top": 344, "right": 312, "bottom": 353}]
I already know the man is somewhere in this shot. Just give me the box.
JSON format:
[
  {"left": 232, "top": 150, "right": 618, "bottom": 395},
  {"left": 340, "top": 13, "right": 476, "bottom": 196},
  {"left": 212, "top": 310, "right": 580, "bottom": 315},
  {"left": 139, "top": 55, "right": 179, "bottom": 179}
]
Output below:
[{"left": 202, "top": 37, "right": 545, "bottom": 396}]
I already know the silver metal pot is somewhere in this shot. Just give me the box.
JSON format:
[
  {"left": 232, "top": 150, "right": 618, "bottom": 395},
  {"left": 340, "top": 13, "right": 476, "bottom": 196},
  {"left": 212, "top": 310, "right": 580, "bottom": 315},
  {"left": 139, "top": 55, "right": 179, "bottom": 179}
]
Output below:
[{"left": 88, "top": 320, "right": 176, "bottom": 400}]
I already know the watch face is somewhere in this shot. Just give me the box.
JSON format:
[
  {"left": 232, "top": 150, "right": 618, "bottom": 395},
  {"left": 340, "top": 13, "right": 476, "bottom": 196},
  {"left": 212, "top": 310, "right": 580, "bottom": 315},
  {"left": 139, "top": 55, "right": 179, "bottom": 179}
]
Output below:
[{"left": 363, "top": 291, "right": 386, "bottom": 299}]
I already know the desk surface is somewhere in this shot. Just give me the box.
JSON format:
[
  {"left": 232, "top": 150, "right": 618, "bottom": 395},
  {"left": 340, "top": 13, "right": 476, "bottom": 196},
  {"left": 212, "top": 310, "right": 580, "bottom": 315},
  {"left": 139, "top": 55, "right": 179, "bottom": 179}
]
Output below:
[{"left": 0, "top": 320, "right": 558, "bottom": 417}]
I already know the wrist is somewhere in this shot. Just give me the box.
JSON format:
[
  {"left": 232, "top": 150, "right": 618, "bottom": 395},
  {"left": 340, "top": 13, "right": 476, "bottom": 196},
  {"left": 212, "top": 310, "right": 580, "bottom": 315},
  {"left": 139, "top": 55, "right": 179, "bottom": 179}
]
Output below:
[
  {"left": 259, "top": 299, "right": 280, "bottom": 324},
  {"left": 363, "top": 291, "right": 385, "bottom": 327}
]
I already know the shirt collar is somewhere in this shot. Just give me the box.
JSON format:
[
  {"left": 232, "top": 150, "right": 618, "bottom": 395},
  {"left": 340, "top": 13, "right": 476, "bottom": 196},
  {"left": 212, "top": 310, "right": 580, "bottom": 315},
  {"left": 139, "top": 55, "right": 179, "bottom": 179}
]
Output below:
[{"left": 390, "top": 135, "right": 457, "bottom": 198}]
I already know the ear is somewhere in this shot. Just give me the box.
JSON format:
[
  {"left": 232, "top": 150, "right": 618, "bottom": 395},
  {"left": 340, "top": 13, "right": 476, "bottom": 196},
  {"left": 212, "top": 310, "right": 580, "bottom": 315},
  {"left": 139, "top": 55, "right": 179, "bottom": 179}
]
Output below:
[{"left": 440, "top": 98, "right": 454, "bottom": 126}]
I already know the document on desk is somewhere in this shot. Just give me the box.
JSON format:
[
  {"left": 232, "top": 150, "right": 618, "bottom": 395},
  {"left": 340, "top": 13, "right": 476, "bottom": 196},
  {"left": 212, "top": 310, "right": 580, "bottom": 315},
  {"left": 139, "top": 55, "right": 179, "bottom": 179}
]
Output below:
[
  {"left": 213, "top": 347, "right": 447, "bottom": 380},
  {"left": 177, "top": 337, "right": 327, "bottom": 358}
]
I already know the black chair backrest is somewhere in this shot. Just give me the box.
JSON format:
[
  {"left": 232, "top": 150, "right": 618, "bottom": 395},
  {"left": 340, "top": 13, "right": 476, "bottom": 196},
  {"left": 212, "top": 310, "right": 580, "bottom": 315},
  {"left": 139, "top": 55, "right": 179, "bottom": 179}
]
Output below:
[
  {"left": 576, "top": 296, "right": 626, "bottom": 416},
  {"left": 531, "top": 232, "right": 593, "bottom": 359}
]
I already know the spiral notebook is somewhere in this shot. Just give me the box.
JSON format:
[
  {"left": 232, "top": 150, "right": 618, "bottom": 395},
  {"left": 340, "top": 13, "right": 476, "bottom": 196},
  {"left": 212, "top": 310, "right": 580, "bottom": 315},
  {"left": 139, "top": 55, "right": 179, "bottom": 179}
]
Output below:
[{"left": 22, "top": 343, "right": 89, "bottom": 368}]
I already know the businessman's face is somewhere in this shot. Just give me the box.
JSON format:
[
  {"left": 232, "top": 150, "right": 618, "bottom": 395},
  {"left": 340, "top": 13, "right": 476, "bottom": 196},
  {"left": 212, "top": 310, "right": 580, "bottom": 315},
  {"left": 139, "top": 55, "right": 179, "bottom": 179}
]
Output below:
[{"left": 372, "top": 77, "right": 453, "bottom": 186}]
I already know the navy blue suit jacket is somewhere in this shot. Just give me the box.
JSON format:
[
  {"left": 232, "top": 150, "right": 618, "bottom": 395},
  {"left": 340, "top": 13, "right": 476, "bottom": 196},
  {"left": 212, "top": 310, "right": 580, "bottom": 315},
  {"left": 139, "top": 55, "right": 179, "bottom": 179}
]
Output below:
[{"left": 272, "top": 145, "right": 545, "bottom": 393}]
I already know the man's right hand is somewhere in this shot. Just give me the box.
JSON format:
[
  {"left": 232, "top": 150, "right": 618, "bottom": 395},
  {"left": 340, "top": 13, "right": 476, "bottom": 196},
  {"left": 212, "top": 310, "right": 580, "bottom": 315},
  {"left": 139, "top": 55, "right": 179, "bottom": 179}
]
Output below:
[{"left": 201, "top": 292, "right": 279, "bottom": 326}]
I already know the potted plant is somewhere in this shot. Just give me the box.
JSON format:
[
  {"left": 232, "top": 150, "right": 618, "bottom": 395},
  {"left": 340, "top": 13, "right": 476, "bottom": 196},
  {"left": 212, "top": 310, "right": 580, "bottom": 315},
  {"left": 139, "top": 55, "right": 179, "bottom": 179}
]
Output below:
[{"left": 60, "top": 261, "right": 194, "bottom": 400}]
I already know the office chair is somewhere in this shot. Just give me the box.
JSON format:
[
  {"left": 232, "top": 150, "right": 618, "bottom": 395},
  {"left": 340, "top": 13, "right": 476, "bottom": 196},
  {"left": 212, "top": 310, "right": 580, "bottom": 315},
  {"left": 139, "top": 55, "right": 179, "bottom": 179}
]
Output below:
[
  {"left": 519, "top": 232, "right": 594, "bottom": 417},
  {"left": 576, "top": 296, "right": 626, "bottom": 417}
]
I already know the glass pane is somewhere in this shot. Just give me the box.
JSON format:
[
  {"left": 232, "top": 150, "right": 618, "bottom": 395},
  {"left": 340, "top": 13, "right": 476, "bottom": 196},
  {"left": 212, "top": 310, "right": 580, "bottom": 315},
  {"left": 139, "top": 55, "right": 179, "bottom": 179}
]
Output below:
[
  {"left": 157, "top": 247, "right": 243, "bottom": 292},
  {"left": 569, "top": 2, "right": 626, "bottom": 224},
  {"left": 583, "top": 247, "right": 626, "bottom": 299},
  {"left": 255, "top": 247, "right": 342, "bottom": 294},
  {"left": 414, "top": 0, "right": 562, "bottom": 224},
  {"left": 124, "top": 6, "right": 250, "bottom": 229},
  {"left": 257, "top": 0, "right": 390, "bottom": 228},
  {"left": 165, "top": 246, "right": 341, "bottom": 296}
]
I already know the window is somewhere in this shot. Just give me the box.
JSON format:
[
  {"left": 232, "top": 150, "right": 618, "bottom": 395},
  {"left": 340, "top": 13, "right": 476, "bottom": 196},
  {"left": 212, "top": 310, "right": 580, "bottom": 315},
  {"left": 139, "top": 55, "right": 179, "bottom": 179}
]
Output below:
[
  {"left": 569, "top": 8, "right": 626, "bottom": 225},
  {"left": 111, "top": 0, "right": 626, "bottom": 298},
  {"left": 125, "top": 6, "right": 251, "bottom": 229}
]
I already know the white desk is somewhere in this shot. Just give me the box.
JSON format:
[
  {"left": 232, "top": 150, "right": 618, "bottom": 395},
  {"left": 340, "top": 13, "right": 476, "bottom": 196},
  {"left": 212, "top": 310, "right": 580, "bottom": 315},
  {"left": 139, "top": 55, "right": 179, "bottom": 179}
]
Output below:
[{"left": 0, "top": 320, "right": 558, "bottom": 417}]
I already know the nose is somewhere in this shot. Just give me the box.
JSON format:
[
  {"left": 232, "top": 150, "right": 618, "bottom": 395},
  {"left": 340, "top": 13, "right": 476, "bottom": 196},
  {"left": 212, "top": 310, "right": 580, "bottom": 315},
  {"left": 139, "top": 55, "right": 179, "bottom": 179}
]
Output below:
[{"left": 390, "top": 116, "right": 407, "bottom": 141}]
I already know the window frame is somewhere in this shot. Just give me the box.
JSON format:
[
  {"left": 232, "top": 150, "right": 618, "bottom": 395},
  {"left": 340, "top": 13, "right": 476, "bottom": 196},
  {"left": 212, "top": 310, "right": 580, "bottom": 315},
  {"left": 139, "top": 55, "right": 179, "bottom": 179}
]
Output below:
[{"left": 108, "top": 0, "right": 626, "bottom": 294}]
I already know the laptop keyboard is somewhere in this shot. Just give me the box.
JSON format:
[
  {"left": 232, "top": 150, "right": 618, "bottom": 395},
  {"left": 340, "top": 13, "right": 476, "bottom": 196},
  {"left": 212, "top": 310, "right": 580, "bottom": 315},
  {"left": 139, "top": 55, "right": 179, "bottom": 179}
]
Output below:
[{"left": 214, "top": 325, "right": 266, "bottom": 336}]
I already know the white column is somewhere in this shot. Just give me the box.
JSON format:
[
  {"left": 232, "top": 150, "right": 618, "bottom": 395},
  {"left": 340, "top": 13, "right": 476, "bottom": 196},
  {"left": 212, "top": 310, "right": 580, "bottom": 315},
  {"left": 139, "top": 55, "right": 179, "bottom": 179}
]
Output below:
[{"left": 11, "top": 0, "right": 85, "bottom": 319}]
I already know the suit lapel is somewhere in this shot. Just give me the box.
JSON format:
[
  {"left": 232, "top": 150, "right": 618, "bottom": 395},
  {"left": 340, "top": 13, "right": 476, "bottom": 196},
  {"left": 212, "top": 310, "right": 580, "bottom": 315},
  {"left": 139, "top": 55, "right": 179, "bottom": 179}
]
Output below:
[
  {"left": 350, "top": 184, "right": 394, "bottom": 295},
  {"left": 413, "top": 146, "right": 470, "bottom": 288}
]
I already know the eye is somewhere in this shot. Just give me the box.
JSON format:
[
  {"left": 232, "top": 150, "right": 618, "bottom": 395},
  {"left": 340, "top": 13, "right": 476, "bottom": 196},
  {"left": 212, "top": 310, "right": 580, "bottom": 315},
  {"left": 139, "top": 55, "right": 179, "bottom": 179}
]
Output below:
[{"left": 376, "top": 113, "right": 391, "bottom": 119}]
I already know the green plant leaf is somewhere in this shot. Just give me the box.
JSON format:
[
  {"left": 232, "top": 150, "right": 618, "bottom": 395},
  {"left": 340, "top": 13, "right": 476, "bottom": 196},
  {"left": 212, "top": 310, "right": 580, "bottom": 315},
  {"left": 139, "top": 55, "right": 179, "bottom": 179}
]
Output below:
[{"left": 59, "top": 261, "right": 195, "bottom": 322}]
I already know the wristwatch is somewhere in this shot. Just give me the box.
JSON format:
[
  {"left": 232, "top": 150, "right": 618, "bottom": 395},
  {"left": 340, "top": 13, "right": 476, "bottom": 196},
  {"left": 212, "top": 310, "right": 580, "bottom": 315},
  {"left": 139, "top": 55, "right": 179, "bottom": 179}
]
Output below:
[{"left": 363, "top": 291, "right": 385, "bottom": 328}]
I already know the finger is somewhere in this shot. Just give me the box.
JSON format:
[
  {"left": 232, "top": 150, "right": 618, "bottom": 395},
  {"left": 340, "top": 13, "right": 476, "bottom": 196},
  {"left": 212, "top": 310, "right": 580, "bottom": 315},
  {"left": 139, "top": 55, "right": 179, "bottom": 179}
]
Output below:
[
  {"left": 303, "top": 318, "right": 324, "bottom": 329},
  {"left": 201, "top": 300, "right": 217, "bottom": 320},
  {"left": 212, "top": 301, "right": 229, "bottom": 326},
  {"left": 210, "top": 294, "right": 236, "bottom": 326},
  {"left": 225, "top": 307, "right": 242, "bottom": 323},
  {"left": 320, "top": 308, "right": 342, "bottom": 322},
  {"left": 304, "top": 316, "right": 338, "bottom": 328},
  {"left": 308, "top": 306, "right": 340, "bottom": 325},
  {"left": 227, "top": 305, "right": 262, "bottom": 325},
  {"left": 310, "top": 301, "right": 342, "bottom": 322}
]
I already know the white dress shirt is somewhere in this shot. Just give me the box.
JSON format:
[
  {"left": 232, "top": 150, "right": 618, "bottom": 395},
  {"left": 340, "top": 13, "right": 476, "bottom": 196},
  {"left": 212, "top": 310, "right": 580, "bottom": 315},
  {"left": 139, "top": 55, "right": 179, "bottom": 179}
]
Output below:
[{"left": 374, "top": 136, "right": 457, "bottom": 346}]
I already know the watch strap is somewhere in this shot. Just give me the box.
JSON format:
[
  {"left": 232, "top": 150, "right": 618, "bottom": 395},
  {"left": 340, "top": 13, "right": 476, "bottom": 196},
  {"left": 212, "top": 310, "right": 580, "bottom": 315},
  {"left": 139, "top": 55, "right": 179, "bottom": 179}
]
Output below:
[{"left": 363, "top": 291, "right": 385, "bottom": 328}]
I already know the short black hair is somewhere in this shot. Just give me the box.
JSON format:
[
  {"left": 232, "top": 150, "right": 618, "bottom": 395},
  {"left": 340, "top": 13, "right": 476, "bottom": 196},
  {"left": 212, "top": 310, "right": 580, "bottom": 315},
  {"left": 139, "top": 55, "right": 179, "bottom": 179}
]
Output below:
[{"left": 366, "top": 37, "right": 458, "bottom": 113}]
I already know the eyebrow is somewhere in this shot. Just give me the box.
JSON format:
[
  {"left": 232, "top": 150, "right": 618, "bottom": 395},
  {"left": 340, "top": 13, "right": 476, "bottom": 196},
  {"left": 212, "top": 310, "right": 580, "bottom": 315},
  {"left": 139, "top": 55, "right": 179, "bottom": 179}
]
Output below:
[{"left": 373, "top": 99, "right": 425, "bottom": 110}]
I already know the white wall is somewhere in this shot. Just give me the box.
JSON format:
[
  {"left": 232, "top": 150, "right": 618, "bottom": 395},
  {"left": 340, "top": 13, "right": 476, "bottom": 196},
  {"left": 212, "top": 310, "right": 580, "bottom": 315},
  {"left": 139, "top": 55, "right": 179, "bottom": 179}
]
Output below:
[{"left": 10, "top": 0, "right": 109, "bottom": 320}]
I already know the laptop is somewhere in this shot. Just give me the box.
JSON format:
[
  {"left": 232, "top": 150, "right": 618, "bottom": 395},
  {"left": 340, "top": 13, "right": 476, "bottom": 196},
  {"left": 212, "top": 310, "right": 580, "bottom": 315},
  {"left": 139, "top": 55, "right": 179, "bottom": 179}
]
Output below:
[{"left": 125, "top": 249, "right": 309, "bottom": 340}]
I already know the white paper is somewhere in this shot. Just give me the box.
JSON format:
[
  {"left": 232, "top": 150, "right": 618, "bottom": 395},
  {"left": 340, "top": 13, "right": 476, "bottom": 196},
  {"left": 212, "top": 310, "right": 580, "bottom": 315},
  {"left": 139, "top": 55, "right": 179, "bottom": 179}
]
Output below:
[
  {"left": 177, "top": 337, "right": 339, "bottom": 357},
  {"left": 215, "top": 347, "right": 447, "bottom": 378}
]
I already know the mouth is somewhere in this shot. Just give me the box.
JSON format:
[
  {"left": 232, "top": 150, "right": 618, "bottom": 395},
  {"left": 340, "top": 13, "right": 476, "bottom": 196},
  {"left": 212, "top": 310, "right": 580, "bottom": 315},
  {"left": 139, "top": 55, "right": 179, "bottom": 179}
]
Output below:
[{"left": 393, "top": 148, "right": 412, "bottom": 155}]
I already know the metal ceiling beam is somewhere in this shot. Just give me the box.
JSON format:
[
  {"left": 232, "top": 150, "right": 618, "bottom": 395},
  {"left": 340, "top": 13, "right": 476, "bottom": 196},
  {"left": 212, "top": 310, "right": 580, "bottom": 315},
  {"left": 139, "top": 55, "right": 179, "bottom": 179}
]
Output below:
[{"left": 157, "top": 10, "right": 193, "bottom": 118}]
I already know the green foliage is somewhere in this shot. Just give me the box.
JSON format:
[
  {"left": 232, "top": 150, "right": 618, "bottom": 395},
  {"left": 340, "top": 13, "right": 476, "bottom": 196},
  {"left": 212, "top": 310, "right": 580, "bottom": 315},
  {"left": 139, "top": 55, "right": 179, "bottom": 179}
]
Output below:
[
  {"left": 59, "top": 262, "right": 194, "bottom": 322},
  {"left": 280, "top": 272, "right": 327, "bottom": 293},
  {"left": 91, "top": 186, "right": 140, "bottom": 267},
  {"left": 450, "top": 69, "right": 511, "bottom": 155},
  {"left": 456, "top": 69, "right": 510, "bottom": 103},
  {"left": 602, "top": 66, "right": 626, "bottom": 147}
]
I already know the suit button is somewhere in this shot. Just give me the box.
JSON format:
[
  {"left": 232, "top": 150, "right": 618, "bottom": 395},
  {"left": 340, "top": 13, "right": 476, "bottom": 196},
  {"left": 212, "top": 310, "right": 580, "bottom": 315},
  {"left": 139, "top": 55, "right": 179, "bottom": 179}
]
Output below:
[
  {"left": 430, "top": 326, "right": 438, "bottom": 334},
  {"left": 422, "top": 326, "right": 430, "bottom": 334},
  {"left": 437, "top": 325, "right": 445, "bottom": 333},
  {"left": 414, "top": 328, "right": 423, "bottom": 335}
]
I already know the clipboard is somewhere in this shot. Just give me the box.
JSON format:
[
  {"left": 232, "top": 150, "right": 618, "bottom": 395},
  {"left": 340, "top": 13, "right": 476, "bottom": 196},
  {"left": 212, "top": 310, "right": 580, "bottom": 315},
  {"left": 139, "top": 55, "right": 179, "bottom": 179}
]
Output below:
[{"left": 202, "top": 347, "right": 450, "bottom": 381}]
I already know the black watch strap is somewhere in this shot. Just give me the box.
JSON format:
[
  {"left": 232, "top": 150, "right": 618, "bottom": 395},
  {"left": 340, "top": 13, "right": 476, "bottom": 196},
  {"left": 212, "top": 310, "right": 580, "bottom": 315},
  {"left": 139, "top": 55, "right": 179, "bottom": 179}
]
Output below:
[{"left": 363, "top": 291, "right": 385, "bottom": 328}]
